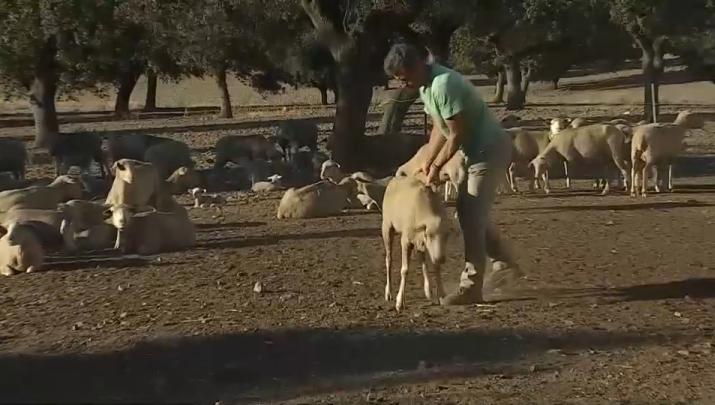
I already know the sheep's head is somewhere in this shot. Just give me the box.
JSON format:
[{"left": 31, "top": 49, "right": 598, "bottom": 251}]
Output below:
[
  {"left": 167, "top": 166, "right": 200, "bottom": 189},
  {"left": 549, "top": 118, "right": 569, "bottom": 136},
  {"left": 106, "top": 205, "right": 134, "bottom": 230},
  {"left": 189, "top": 187, "right": 207, "bottom": 199},
  {"left": 267, "top": 174, "right": 282, "bottom": 183},
  {"left": 113, "top": 160, "right": 135, "bottom": 183},
  {"left": 320, "top": 160, "right": 345, "bottom": 183},
  {"left": 674, "top": 111, "right": 705, "bottom": 130}
]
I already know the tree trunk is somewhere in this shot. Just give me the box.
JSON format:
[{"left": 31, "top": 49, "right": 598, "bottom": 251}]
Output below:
[
  {"left": 504, "top": 60, "right": 526, "bottom": 110},
  {"left": 378, "top": 87, "right": 419, "bottom": 135},
  {"left": 330, "top": 63, "right": 374, "bottom": 171},
  {"left": 552, "top": 78, "right": 559, "bottom": 90},
  {"left": 30, "top": 74, "right": 59, "bottom": 149},
  {"left": 143, "top": 70, "right": 158, "bottom": 112},
  {"left": 642, "top": 48, "right": 656, "bottom": 123},
  {"left": 215, "top": 67, "right": 233, "bottom": 119},
  {"left": 493, "top": 69, "right": 506, "bottom": 103},
  {"left": 332, "top": 86, "right": 339, "bottom": 104},
  {"left": 30, "top": 37, "right": 59, "bottom": 149},
  {"left": 318, "top": 84, "right": 329, "bottom": 105},
  {"left": 521, "top": 65, "right": 533, "bottom": 94},
  {"left": 114, "top": 68, "right": 141, "bottom": 118}
]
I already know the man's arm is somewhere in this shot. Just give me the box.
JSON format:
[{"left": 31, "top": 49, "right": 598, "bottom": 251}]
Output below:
[
  {"left": 432, "top": 112, "right": 466, "bottom": 168},
  {"left": 421, "top": 122, "right": 446, "bottom": 171}
]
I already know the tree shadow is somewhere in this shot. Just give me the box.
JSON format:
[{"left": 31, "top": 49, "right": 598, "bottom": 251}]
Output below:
[
  {"left": 44, "top": 253, "right": 158, "bottom": 272},
  {"left": 561, "top": 69, "right": 698, "bottom": 92},
  {"left": 0, "top": 326, "right": 694, "bottom": 403},
  {"left": 508, "top": 200, "right": 713, "bottom": 212},
  {"left": 197, "top": 227, "right": 380, "bottom": 249},
  {"left": 195, "top": 221, "right": 266, "bottom": 231}
]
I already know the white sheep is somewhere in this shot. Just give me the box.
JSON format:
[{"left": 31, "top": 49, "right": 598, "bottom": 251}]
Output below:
[
  {"left": 1, "top": 208, "right": 78, "bottom": 252},
  {"left": 381, "top": 176, "right": 449, "bottom": 312},
  {"left": 0, "top": 175, "right": 83, "bottom": 213},
  {"left": 505, "top": 127, "right": 551, "bottom": 193},
  {"left": 105, "top": 159, "right": 178, "bottom": 212},
  {"left": 276, "top": 177, "right": 357, "bottom": 219},
  {"left": 251, "top": 174, "right": 284, "bottom": 192},
  {"left": 631, "top": 111, "right": 705, "bottom": 197},
  {"left": 107, "top": 205, "right": 195, "bottom": 255},
  {"left": 395, "top": 143, "right": 466, "bottom": 203},
  {"left": 320, "top": 159, "right": 346, "bottom": 184},
  {"left": 189, "top": 187, "right": 227, "bottom": 214},
  {"left": 530, "top": 124, "right": 630, "bottom": 195},
  {"left": 0, "top": 222, "right": 44, "bottom": 276}
]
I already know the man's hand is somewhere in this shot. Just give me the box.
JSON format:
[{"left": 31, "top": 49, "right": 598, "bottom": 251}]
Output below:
[{"left": 425, "top": 163, "right": 439, "bottom": 185}]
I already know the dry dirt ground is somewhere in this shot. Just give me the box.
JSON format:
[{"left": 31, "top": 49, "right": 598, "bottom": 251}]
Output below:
[{"left": 0, "top": 70, "right": 715, "bottom": 404}]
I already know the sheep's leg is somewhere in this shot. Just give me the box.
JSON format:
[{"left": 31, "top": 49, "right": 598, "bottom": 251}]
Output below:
[
  {"left": 542, "top": 170, "right": 551, "bottom": 194},
  {"left": 508, "top": 163, "right": 518, "bottom": 192},
  {"left": 641, "top": 162, "right": 652, "bottom": 198},
  {"left": 433, "top": 260, "right": 445, "bottom": 300},
  {"left": 563, "top": 161, "right": 571, "bottom": 189},
  {"left": 382, "top": 223, "right": 393, "bottom": 302},
  {"left": 600, "top": 168, "right": 611, "bottom": 196},
  {"left": 630, "top": 164, "right": 638, "bottom": 197},
  {"left": 113, "top": 229, "right": 123, "bottom": 250},
  {"left": 59, "top": 220, "right": 78, "bottom": 253},
  {"left": 420, "top": 251, "right": 432, "bottom": 301},
  {"left": 668, "top": 163, "right": 674, "bottom": 192},
  {"left": 395, "top": 236, "right": 412, "bottom": 312}
]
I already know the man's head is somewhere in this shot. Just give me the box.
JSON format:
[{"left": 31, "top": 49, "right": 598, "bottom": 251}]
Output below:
[{"left": 383, "top": 43, "right": 429, "bottom": 89}]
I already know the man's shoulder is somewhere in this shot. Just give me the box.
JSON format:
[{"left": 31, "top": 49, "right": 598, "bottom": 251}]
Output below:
[{"left": 432, "top": 66, "right": 469, "bottom": 94}]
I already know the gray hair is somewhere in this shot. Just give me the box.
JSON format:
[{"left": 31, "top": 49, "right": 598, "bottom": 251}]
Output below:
[{"left": 384, "top": 43, "right": 423, "bottom": 77}]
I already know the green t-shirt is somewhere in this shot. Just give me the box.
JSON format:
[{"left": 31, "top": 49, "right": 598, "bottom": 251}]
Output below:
[{"left": 420, "top": 63, "right": 503, "bottom": 161}]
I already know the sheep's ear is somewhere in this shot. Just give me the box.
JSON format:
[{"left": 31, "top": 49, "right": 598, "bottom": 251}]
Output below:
[
  {"left": 0, "top": 225, "right": 7, "bottom": 237},
  {"left": 102, "top": 208, "right": 113, "bottom": 219},
  {"left": 115, "top": 161, "right": 125, "bottom": 171}
]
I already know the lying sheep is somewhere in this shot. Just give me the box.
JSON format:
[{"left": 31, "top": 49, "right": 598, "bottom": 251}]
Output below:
[
  {"left": 74, "top": 223, "right": 116, "bottom": 251},
  {"left": 631, "top": 111, "right": 705, "bottom": 197},
  {"left": 50, "top": 132, "right": 109, "bottom": 178},
  {"left": 251, "top": 175, "right": 284, "bottom": 192},
  {"left": 505, "top": 128, "right": 551, "bottom": 193},
  {"left": 381, "top": 175, "right": 449, "bottom": 312},
  {"left": 0, "top": 139, "right": 27, "bottom": 180},
  {"left": 166, "top": 166, "right": 201, "bottom": 195},
  {"left": 56, "top": 199, "right": 107, "bottom": 231},
  {"left": 354, "top": 176, "right": 393, "bottom": 210},
  {"left": 1, "top": 208, "right": 78, "bottom": 252},
  {"left": 189, "top": 188, "right": 227, "bottom": 208},
  {"left": 214, "top": 135, "right": 283, "bottom": 169},
  {"left": 320, "top": 159, "right": 346, "bottom": 183},
  {"left": 276, "top": 177, "right": 358, "bottom": 219},
  {"left": 273, "top": 119, "right": 319, "bottom": 162},
  {"left": 530, "top": 124, "right": 630, "bottom": 195},
  {"left": 107, "top": 205, "right": 195, "bottom": 255},
  {"left": 0, "top": 175, "right": 83, "bottom": 213},
  {"left": 0, "top": 222, "right": 44, "bottom": 276}
]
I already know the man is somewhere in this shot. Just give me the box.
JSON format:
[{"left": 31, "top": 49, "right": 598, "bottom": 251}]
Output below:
[{"left": 383, "top": 43, "right": 520, "bottom": 305}]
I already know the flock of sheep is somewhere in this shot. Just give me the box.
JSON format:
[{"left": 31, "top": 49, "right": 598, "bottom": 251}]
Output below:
[{"left": 0, "top": 109, "right": 707, "bottom": 312}]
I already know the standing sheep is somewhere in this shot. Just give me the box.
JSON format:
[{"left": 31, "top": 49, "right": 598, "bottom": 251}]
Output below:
[
  {"left": 50, "top": 132, "right": 109, "bottom": 178},
  {"left": 214, "top": 135, "right": 283, "bottom": 169},
  {"left": 631, "top": 111, "right": 705, "bottom": 197},
  {"left": 382, "top": 176, "right": 449, "bottom": 312},
  {"left": 530, "top": 124, "right": 630, "bottom": 195},
  {"left": 144, "top": 140, "right": 195, "bottom": 181},
  {"left": 504, "top": 128, "right": 552, "bottom": 193},
  {"left": 274, "top": 119, "right": 319, "bottom": 162}
]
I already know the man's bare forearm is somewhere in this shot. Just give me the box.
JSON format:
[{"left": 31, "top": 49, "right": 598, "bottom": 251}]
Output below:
[
  {"left": 422, "top": 124, "right": 446, "bottom": 167},
  {"left": 432, "top": 135, "right": 460, "bottom": 168}
]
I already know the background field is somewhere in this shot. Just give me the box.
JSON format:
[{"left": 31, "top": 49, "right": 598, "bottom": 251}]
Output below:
[{"left": 0, "top": 68, "right": 714, "bottom": 404}]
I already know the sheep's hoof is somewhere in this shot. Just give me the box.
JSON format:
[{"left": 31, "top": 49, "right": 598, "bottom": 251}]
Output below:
[
  {"left": 544, "top": 189, "right": 551, "bottom": 195},
  {"left": 395, "top": 302, "right": 403, "bottom": 312},
  {"left": 384, "top": 287, "right": 392, "bottom": 301},
  {"left": 25, "top": 266, "right": 37, "bottom": 273}
]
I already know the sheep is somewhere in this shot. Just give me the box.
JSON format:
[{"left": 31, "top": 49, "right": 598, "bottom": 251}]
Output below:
[
  {"left": 504, "top": 127, "right": 552, "bottom": 193},
  {"left": 214, "top": 135, "right": 283, "bottom": 169},
  {"left": 395, "top": 143, "right": 467, "bottom": 202},
  {"left": 381, "top": 175, "right": 449, "bottom": 312},
  {"left": 73, "top": 223, "right": 116, "bottom": 251},
  {"left": 530, "top": 124, "right": 631, "bottom": 195},
  {"left": 631, "top": 111, "right": 705, "bottom": 197},
  {"left": 50, "top": 132, "right": 109, "bottom": 178},
  {"left": 104, "top": 133, "right": 173, "bottom": 163},
  {"left": 105, "top": 159, "right": 176, "bottom": 211},
  {"left": 320, "top": 159, "right": 346, "bottom": 183},
  {"left": 144, "top": 140, "right": 195, "bottom": 181},
  {"left": 354, "top": 176, "right": 393, "bottom": 210},
  {"left": 276, "top": 177, "right": 358, "bottom": 219},
  {"left": 189, "top": 187, "right": 227, "bottom": 208},
  {"left": 166, "top": 166, "right": 201, "bottom": 195},
  {"left": 273, "top": 119, "right": 319, "bottom": 162},
  {"left": 106, "top": 205, "right": 195, "bottom": 255},
  {"left": 0, "top": 222, "right": 44, "bottom": 276},
  {"left": 1, "top": 208, "right": 78, "bottom": 252},
  {"left": 0, "top": 139, "right": 27, "bottom": 180},
  {"left": 56, "top": 199, "right": 107, "bottom": 232},
  {"left": 0, "top": 175, "right": 83, "bottom": 213},
  {"left": 251, "top": 174, "right": 284, "bottom": 192}
]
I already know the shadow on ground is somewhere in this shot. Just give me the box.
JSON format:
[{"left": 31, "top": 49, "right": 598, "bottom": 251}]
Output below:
[{"left": 0, "top": 326, "right": 693, "bottom": 403}]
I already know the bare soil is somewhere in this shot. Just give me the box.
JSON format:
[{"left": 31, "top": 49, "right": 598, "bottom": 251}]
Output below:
[{"left": 0, "top": 71, "right": 715, "bottom": 404}]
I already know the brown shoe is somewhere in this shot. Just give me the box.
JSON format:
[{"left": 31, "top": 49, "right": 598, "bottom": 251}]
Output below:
[{"left": 439, "top": 286, "right": 484, "bottom": 306}]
